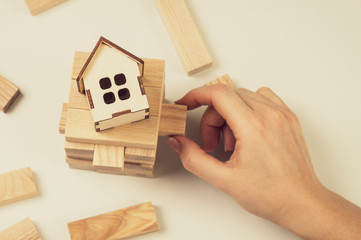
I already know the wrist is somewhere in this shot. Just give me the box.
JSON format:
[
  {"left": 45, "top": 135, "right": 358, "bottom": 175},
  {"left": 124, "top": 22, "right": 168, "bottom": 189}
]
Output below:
[{"left": 274, "top": 184, "right": 361, "bottom": 240}]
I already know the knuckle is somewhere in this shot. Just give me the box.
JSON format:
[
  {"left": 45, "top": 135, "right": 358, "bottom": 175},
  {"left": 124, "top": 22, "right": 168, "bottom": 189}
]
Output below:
[
  {"left": 285, "top": 109, "right": 300, "bottom": 123},
  {"left": 256, "top": 86, "right": 271, "bottom": 95},
  {"left": 266, "top": 107, "right": 286, "bottom": 122},
  {"left": 211, "top": 83, "right": 232, "bottom": 94}
]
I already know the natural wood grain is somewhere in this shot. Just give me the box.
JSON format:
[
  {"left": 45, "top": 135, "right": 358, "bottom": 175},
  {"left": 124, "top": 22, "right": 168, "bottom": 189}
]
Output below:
[
  {"left": 24, "top": 0, "right": 68, "bottom": 16},
  {"left": 59, "top": 103, "right": 68, "bottom": 134},
  {"left": 0, "top": 167, "right": 37, "bottom": 207},
  {"left": 155, "top": 0, "right": 213, "bottom": 75},
  {"left": 204, "top": 74, "right": 236, "bottom": 89},
  {"left": 158, "top": 104, "right": 187, "bottom": 136},
  {"left": 0, "top": 75, "right": 20, "bottom": 113},
  {"left": 124, "top": 163, "right": 154, "bottom": 178},
  {"left": 65, "top": 108, "right": 159, "bottom": 149},
  {"left": 65, "top": 141, "right": 95, "bottom": 161},
  {"left": 68, "top": 80, "right": 89, "bottom": 110},
  {"left": 68, "top": 202, "right": 158, "bottom": 240},
  {"left": 0, "top": 218, "right": 41, "bottom": 240},
  {"left": 66, "top": 156, "right": 154, "bottom": 177},
  {"left": 146, "top": 85, "right": 164, "bottom": 117},
  {"left": 142, "top": 58, "right": 165, "bottom": 88},
  {"left": 93, "top": 145, "right": 124, "bottom": 174},
  {"left": 72, "top": 52, "right": 91, "bottom": 80},
  {"left": 124, "top": 147, "right": 156, "bottom": 165},
  {"left": 66, "top": 157, "right": 95, "bottom": 171}
]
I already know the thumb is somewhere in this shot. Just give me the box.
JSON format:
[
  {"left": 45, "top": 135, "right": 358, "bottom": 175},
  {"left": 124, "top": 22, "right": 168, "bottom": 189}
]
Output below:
[{"left": 167, "top": 135, "right": 230, "bottom": 188}]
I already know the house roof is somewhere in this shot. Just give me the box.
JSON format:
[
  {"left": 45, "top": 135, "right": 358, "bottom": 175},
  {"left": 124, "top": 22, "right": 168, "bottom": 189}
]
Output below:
[{"left": 76, "top": 36, "right": 144, "bottom": 93}]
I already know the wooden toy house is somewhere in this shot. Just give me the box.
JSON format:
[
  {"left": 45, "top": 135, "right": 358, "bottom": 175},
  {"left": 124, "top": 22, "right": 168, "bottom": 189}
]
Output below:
[{"left": 76, "top": 37, "right": 149, "bottom": 131}]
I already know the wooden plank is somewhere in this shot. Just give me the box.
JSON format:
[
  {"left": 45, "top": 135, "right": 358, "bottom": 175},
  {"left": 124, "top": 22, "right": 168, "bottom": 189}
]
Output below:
[
  {"left": 124, "top": 163, "right": 154, "bottom": 178},
  {"left": 142, "top": 58, "right": 165, "bottom": 88},
  {"left": 158, "top": 104, "right": 187, "bottom": 136},
  {"left": 0, "top": 75, "right": 20, "bottom": 113},
  {"left": 59, "top": 103, "right": 68, "bottom": 134},
  {"left": 155, "top": 0, "right": 213, "bottom": 75},
  {"left": 25, "top": 0, "right": 68, "bottom": 16},
  {"left": 146, "top": 85, "right": 164, "bottom": 117},
  {"left": 65, "top": 108, "right": 159, "bottom": 149},
  {"left": 68, "top": 202, "right": 158, "bottom": 239},
  {"left": 0, "top": 218, "right": 41, "bottom": 240},
  {"left": 0, "top": 167, "right": 38, "bottom": 207},
  {"left": 68, "top": 80, "right": 89, "bottom": 110},
  {"left": 65, "top": 140, "right": 95, "bottom": 161},
  {"left": 204, "top": 74, "right": 236, "bottom": 89},
  {"left": 66, "top": 157, "right": 95, "bottom": 171},
  {"left": 124, "top": 147, "right": 156, "bottom": 165},
  {"left": 93, "top": 145, "right": 124, "bottom": 174},
  {"left": 65, "top": 141, "right": 156, "bottom": 166},
  {"left": 72, "top": 52, "right": 91, "bottom": 80}
]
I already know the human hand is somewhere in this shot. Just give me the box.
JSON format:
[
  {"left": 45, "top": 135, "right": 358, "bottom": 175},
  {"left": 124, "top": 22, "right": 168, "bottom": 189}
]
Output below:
[{"left": 167, "top": 84, "right": 361, "bottom": 240}]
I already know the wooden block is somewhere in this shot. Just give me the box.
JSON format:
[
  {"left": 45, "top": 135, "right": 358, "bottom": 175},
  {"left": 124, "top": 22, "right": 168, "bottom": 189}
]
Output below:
[
  {"left": 66, "top": 157, "right": 95, "bottom": 171},
  {"left": 204, "top": 74, "right": 236, "bottom": 89},
  {"left": 68, "top": 202, "right": 158, "bottom": 239},
  {"left": 68, "top": 80, "right": 89, "bottom": 110},
  {"left": 0, "top": 75, "right": 20, "bottom": 113},
  {"left": 59, "top": 103, "right": 68, "bottom": 134},
  {"left": 124, "top": 162, "right": 154, "bottom": 178},
  {"left": 25, "top": 0, "right": 68, "bottom": 15},
  {"left": 93, "top": 145, "right": 124, "bottom": 174},
  {"left": 142, "top": 58, "right": 165, "bottom": 88},
  {"left": 155, "top": 0, "right": 213, "bottom": 75},
  {"left": 72, "top": 52, "right": 91, "bottom": 80},
  {"left": 65, "top": 108, "right": 159, "bottom": 149},
  {"left": 0, "top": 167, "right": 37, "bottom": 207},
  {"left": 124, "top": 147, "right": 156, "bottom": 165},
  {"left": 124, "top": 170, "right": 154, "bottom": 178},
  {"left": 0, "top": 218, "right": 41, "bottom": 240},
  {"left": 65, "top": 140, "right": 95, "bottom": 161},
  {"left": 146, "top": 85, "right": 164, "bottom": 117},
  {"left": 158, "top": 104, "right": 187, "bottom": 136}
]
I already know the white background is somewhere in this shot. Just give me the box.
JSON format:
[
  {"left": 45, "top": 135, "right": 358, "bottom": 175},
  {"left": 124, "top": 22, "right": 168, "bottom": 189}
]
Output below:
[{"left": 1, "top": 0, "right": 361, "bottom": 239}]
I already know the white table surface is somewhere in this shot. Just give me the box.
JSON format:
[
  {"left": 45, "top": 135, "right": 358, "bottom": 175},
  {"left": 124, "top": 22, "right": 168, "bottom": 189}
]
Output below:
[{"left": 1, "top": 0, "right": 361, "bottom": 239}]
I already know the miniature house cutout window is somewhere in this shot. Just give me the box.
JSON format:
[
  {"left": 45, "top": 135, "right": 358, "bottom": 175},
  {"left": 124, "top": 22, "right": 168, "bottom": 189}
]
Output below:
[{"left": 99, "top": 73, "right": 130, "bottom": 105}]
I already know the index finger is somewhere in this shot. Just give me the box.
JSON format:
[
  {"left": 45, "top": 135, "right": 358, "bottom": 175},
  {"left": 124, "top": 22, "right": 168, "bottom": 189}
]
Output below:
[{"left": 176, "top": 84, "right": 253, "bottom": 136}]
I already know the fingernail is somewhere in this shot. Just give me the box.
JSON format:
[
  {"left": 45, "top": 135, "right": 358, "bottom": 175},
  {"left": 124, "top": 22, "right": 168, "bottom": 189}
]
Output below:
[{"left": 167, "top": 137, "right": 181, "bottom": 154}]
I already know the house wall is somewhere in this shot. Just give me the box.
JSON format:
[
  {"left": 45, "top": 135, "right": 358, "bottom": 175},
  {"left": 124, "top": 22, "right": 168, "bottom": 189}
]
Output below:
[{"left": 83, "top": 43, "right": 149, "bottom": 122}]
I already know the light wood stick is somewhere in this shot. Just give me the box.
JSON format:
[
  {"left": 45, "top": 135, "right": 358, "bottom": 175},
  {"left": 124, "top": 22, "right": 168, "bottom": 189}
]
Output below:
[
  {"left": 25, "top": 0, "right": 68, "bottom": 16},
  {"left": 0, "top": 75, "right": 20, "bottom": 113},
  {"left": 158, "top": 104, "right": 187, "bottom": 136},
  {"left": 0, "top": 218, "right": 41, "bottom": 240},
  {"left": 68, "top": 202, "right": 158, "bottom": 239},
  {"left": 66, "top": 157, "right": 95, "bottom": 171},
  {"left": 124, "top": 147, "right": 156, "bottom": 165},
  {"left": 59, "top": 103, "right": 68, "bottom": 134},
  {"left": 155, "top": 0, "right": 213, "bottom": 75},
  {"left": 204, "top": 74, "right": 236, "bottom": 89},
  {"left": 93, "top": 145, "right": 125, "bottom": 174},
  {"left": 0, "top": 167, "right": 38, "bottom": 207},
  {"left": 65, "top": 140, "right": 95, "bottom": 161}
]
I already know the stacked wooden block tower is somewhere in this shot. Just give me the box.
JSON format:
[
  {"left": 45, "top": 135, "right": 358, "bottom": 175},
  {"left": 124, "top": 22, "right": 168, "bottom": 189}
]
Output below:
[{"left": 59, "top": 43, "right": 187, "bottom": 178}]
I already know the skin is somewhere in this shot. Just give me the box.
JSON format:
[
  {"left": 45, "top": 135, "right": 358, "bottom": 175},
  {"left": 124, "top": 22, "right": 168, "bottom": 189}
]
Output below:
[{"left": 167, "top": 84, "right": 361, "bottom": 240}]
